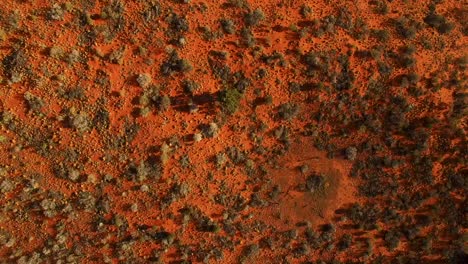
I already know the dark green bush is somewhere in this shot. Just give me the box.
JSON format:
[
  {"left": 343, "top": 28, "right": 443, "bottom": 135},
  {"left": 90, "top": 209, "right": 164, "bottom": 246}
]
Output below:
[
  {"left": 219, "top": 88, "right": 242, "bottom": 114},
  {"left": 424, "top": 13, "right": 454, "bottom": 34}
]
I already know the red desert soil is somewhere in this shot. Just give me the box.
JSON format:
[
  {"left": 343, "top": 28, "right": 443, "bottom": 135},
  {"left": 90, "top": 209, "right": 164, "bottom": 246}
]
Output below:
[
  {"left": 0, "top": 0, "right": 466, "bottom": 263},
  {"left": 255, "top": 137, "right": 357, "bottom": 228}
]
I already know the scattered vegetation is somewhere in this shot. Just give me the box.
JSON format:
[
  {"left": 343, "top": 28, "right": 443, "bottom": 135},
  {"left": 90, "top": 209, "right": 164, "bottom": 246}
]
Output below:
[{"left": 0, "top": 0, "right": 464, "bottom": 263}]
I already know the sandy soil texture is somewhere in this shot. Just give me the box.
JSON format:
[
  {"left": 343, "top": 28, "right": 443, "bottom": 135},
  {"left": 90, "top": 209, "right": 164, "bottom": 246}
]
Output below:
[{"left": 0, "top": 0, "right": 466, "bottom": 263}]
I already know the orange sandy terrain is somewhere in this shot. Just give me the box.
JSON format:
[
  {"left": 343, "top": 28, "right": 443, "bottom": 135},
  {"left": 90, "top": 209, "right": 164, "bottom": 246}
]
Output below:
[{"left": 0, "top": 0, "right": 466, "bottom": 263}]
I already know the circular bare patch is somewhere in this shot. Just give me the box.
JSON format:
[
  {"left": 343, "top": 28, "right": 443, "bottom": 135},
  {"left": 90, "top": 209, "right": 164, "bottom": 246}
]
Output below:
[{"left": 254, "top": 137, "right": 357, "bottom": 228}]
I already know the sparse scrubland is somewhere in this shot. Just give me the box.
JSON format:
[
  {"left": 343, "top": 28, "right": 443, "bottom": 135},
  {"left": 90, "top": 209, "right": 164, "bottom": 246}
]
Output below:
[{"left": 0, "top": 0, "right": 466, "bottom": 263}]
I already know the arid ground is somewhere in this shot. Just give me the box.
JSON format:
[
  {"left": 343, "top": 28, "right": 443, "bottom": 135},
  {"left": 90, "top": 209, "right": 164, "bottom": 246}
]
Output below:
[{"left": 0, "top": 0, "right": 466, "bottom": 263}]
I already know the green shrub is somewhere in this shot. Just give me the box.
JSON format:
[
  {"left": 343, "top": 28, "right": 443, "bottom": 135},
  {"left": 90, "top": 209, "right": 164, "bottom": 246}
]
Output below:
[
  {"left": 244, "top": 9, "right": 264, "bottom": 27},
  {"left": 424, "top": 13, "right": 454, "bottom": 34},
  {"left": 219, "top": 88, "right": 242, "bottom": 114}
]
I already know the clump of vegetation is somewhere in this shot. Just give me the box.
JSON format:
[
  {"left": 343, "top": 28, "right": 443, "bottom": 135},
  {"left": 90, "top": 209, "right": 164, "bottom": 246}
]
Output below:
[
  {"left": 300, "top": 5, "right": 313, "bottom": 18},
  {"left": 182, "top": 79, "right": 200, "bottom": 94},
  {"left": 158, "top": 95, "right": 171, "bottom": 112},
  {"left": 239, "top": 244, "right": 259, "bottom": 262},
  {"left": 371, "top": 29, "right": 390, "bottom": 42},
  {"left": 372, "top": 0, "right": 389, "bottom": 15},
  {"left": 215, "top": 152, "right": 227, "bottom": 169},
  {"left": 424, "top": 11, "right": 454, "bottom": 34},
  {"left": 136, "top": 73, "right": 152, "bottom": 88},
  {"left": 202, "top": 122, "right": 219, "bottom": 138},
  {"left": 108, "top": 47, "right": 126, "bottom": 64},
  {"left": 394, "top": 16, "right": 421, "bottom": 39},
  {"left": 220, "top": 18, "right": 236, "bottom": 34},
  {"left": 161, "top": 51, "right": 192, "bottom": 76},
  {"left": 304, "top": 173, "right": 326, "bottom": 193},
  {"left": 66, "top": 110, "right": 91, "bottom": 133},
  {"left": 47, "top": 3, "right": 66, "bottom": 20},
  {"left": 142, "top": 1, "right": 161, "bottom": 22},
  {"left": 60, "top": 87, "right": 86, "bottom": 100},
  {"left": 240, "top": 27, "right": 255, "bottom": 47},
  {"left": 193, "top": 133, "right": 203, "bottom": 142},
  {"left": 278, "top": 103, "right": 300, "bottom": 121},
  {"left": 48, "top": 46, "right": 64, "bottom": 59},
  {"left": 244, "top": 9, "right": 265, "bottom": 27},
  {"left": 167, "top": 13, "right": 189, "bottom": 34},
  {"left": 160, "top": 142, "right": 172, "bottom": 165},
  {"left": 219, "top": 88, "right": 243, "bottom": 114},
  {"left": 100, "top": 1, "right": 126, "bottom": 40},
  {"left": 345, "top": 147, "right": 358, "bottom": 161},
  {"left": 125, "top": 160, "right": 161, "bottom": 182},
  {"left": 226, "top": 0, "right": 250, "bottom": 9},
  {"left": 2, "top": 48, "right": 28, "bottom": 83},
  {"left": 24, "top": 92, "right": 44, "bottom": 113}
]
